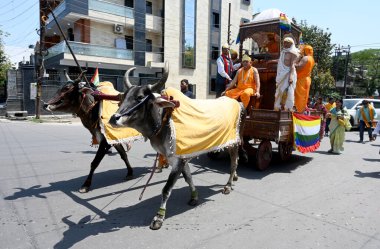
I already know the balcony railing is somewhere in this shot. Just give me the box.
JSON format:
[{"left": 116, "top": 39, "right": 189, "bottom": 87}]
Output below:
[
  {"left": 47, "top": 0, "right": 134, "bottom": 24},
  {"left": 89, "top": 0, "right": 133, "bottom": 18},
  {"left": 46, "top": 41, "right": 133, "bottom": 60},
  {"left": 47, "top": 0, "right": 66, "bottom": 24}
]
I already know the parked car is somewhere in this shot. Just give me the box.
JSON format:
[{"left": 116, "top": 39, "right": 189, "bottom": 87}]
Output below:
[{"left": 343, "top": 98, "right": 380, "bottom": 127}]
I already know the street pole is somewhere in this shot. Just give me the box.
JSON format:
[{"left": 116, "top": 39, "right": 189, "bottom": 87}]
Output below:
[
  {"left": 227, "top": 3, "right": 231, "bottom": 45},
  {"left": 343, "top": 45, "right": 351, "bottom": 98},
  {"left": 36, "top": 0, "right": 46, "bottom": 119}
]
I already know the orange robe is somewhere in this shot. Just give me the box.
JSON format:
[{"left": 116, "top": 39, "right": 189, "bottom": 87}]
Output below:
[
  {"left": 267, "top": 41, "right": 279, "bottom": 54},
  {"left": 295, "top": 56, "right": 315, "bottom": 113},
  {"left": 225, "top": 67, "right": 257, "bottom": 108}
]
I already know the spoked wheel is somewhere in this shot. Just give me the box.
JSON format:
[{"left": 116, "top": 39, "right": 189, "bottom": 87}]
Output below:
[
  {"left": 278, "top": 142, "right": 293, "bottom": 161},
  {"left": 256, "top": 140, "right": 272, "bottom": 171}
]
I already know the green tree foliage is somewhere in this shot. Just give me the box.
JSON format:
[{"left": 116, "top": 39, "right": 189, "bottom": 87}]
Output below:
[
  {"left": 295, "top": 20, "right": 336, "bottom": 97},
  {"left": 0, "top": 30, "right": 11, "bottom": 87},
  {"left": 350, "top": 49, "right": 380, "bottom": 96}
]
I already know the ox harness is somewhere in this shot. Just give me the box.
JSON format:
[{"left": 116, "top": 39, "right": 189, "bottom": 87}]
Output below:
[{"left": 137, "top": 94, "right": 180, "bottom": 201}]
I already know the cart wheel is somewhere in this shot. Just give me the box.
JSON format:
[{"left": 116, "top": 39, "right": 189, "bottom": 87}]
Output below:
[
  {"left": 256, "top": 140, "right": 272, "bottom": 171},
  {"left": 279, "top": 142, "right": 293, "bottom": 161}
]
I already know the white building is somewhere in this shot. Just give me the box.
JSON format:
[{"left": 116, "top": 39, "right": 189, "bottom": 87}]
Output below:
[{"left": 43, "top": 0, "right": 253, "bottom": 98}]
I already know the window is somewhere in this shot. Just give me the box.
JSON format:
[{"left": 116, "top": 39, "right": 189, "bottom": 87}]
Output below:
[
  {"left": 372, "top": 101, "right": 380, "bottom": 109},
  {"left": 146, "top": 39, "right": 152, "bottom": 52},
  {"left": 125, "top": 36, "right": 133, "bottom": 50},
  {"left": 182, "top": 0, "right": 196, "bottom": 68},
  {"left": 211, "top": 46, "right": 219, "bottom": 60},
  {"left": 212, "top": 12, "right": 220, "bottom": 29},
  {"left": 146, "top": 1, "right": 152, "bottom": 14},
  {"left": 210, "top": 78, "right": 216, "bottom": 92},
  {"left": 242, "top": 0, "right": 250, "bottom": 5},
  {"left": 125, "top": 0, "right": 133, "bottom": 8},
  {"left": 67, "top": 28, "right": 74, "bottom": 41}
]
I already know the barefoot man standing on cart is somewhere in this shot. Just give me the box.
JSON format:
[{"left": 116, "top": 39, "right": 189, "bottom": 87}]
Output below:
[{"left": 273, "top": 37, "right": 299, "bottom": 111}]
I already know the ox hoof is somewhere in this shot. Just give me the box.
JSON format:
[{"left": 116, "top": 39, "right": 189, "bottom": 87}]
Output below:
[
  {"left": 155, "top": 168, "right": 163, "bottom": 173},
  {"left": 125, "top": 175, "right": 134, "bottom": 181},
  {"left": 79, "top": 186, "right": 90, "bottom": 193},
  {"left": 233, "top": 174, "right": 238, "bottom": 181},
  {"left": 150, "top": 215, "right": 164, "bottom": 230},
  {"left": 222, "top": 186, "right": 231, "bottom": 195},
  {"left": 188, "top": 198, "right": 198, "bottom": 206}
]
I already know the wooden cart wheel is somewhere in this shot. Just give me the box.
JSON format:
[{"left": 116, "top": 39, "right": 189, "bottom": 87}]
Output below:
[
  {"left": 256, "top": 140, "right": 272, "bottom": 171},
  {"left": 279, "top": 142, "right": 293, "bottom": 161}
]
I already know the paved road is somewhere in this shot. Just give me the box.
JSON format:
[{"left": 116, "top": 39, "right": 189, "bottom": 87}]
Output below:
[{"left": 1, "top": 119, "right": 380, "bottom": 249}]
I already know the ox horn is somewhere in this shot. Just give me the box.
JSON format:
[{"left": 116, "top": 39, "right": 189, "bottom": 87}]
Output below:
[
  {"left": 124, "top": 67, "right": 136, "bottom": 89},
  {"left": 64, "top": 70, "right": 72, "bottom": 82},
  {"left": 150, "top": 61, "right": 169, "bottom": 92},
  {"left": 74, "top": 70, "right": 87, "bottom": 84}
]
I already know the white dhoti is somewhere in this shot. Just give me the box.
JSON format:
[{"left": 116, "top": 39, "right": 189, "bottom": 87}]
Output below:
[
  {"left": 274, "top": 64, "right": 297, "bottom": 111},
  {"left": 274, "top": 42, "right": 299, "bottom": 111}
]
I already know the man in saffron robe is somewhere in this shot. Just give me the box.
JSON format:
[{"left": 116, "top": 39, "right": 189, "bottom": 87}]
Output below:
[
  {"left": 223, "top": 54, "right": 261, "bottom": 109},
  {"left": 356, "top": 100, "right": 377, "bottom": 143},
  {"left": 295, "top": 45, "right": 315, "bottom": 113},
  {"left": 273, "top": 37, "right": 299, "bottom": 111},
  {"left": 265, "top": 33, "right": 279, "bottom": 56}
]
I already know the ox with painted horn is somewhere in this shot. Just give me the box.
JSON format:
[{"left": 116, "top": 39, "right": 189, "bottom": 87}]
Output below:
[
  {"left": 43, "top": 71, "right": 136, "bottom": 193},
  {"left": 109, "top": 62, "right": 246, "bottom": 230}
]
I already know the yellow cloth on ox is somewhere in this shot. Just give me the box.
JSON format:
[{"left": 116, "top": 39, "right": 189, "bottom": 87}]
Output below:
[
  {"left": 96, "top": 81, "right": 142, "bottom": 145},
  {"left": 163, "top": 87, "right": 242, "bottom": 158}
]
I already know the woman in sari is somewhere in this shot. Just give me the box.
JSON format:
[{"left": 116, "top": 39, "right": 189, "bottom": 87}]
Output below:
[
  {"left": 328, "top": 99, "right": 349, "bottom": 154},
  {"left": 312, "top": 97, "right": 328, "bottom": 140}
]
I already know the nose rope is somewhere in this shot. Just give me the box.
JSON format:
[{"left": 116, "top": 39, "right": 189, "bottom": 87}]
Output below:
[
  {"left": 119, "top": 94, "right": 152, "bottom": 117},
  {"left": 47, "top": 86, "right": 75, "bottom": 105}
]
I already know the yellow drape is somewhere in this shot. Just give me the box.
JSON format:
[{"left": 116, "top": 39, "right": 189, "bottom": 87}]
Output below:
[{"left": 163, "top": 87, "right": 242, "bottom": 158}]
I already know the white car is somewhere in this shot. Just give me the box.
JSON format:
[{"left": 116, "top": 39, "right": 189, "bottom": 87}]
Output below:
[{"left": 343, "top": 98, "right": 380, "bottom": 127}]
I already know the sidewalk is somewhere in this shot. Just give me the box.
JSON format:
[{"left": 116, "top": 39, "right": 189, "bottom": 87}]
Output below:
[{"left": 0, "top": 114, "right": 81, "bottom": 123}]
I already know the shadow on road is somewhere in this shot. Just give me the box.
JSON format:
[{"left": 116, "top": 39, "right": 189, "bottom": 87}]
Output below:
[
  {"left": 190, "top": 149, "right": 313, "bottom": 181},
  {"left": 3, "top": 167, "right": 153, "bottom": 217},
  {"left": 354, "top": 170, "right": 380, "bottom": 179},
  {"left": 53, "top": 185, "right": 220, "bottom": 249},
  {"left": 363, "top": 158, "right": 380, "bottom": 162},
  {"left": 345, "top": 139, "right": 361, "bottom": 143}
]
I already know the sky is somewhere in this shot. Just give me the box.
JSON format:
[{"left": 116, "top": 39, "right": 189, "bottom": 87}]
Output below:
[{"left": 1, "top": 0, "right": 380, "bottom": 66}]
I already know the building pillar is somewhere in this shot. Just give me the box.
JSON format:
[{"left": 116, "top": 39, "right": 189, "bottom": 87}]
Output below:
[{"left": 134, "top": 0, "right": 146, "bottom": 66}]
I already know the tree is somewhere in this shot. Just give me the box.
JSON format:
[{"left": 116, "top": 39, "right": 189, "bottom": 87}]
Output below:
[
  {"left": 0, "top": 29, "right": 11, "bottom": 88},
  {"left": 350, "top": 49, "right": 380, "bottom": 96},
  {"left": 295, "top": 20, "right": 336, "bottom": 97}
]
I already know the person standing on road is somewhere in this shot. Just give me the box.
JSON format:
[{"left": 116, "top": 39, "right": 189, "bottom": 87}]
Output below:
[
  {"left": 312, "top": 97, "right": 328, "bottom": 140},
  {"left": 180, "top": 79, "right": 195, "bottom": 99},
  {"left": 328, "top": 98, "right": 349, "bottom": 154},
  {"left": 215, "top": 43, "right": 240, "bottom": 98},
  {"left": 324, "top": 97, "right": 336, "bottom": 136},
  {"left": 372, "top": 121, "right": 380, "bottom": 140},
  {"left": 356, "top": 99, "right": 377, "bottom": 143}
]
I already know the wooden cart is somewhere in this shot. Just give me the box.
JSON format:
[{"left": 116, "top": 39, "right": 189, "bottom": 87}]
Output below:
[{"left": 237, "top": 11, "right": 320, "bottom": 170}]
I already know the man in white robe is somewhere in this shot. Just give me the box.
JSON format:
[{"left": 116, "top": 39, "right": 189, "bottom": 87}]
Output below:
[{"left": 274, "top": 37, "right": 299, "bottom": 111}]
